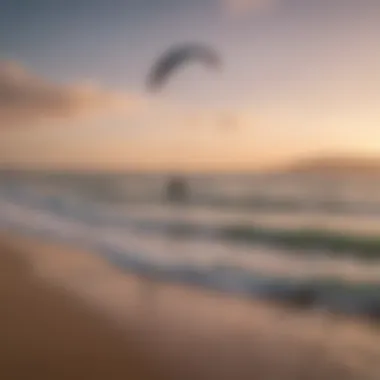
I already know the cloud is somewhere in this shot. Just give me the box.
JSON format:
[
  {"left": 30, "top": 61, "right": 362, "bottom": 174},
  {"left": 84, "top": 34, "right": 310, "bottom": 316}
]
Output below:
[
  {"left": 0, "top": 60, "right": 142, "bottom": 128},
  {"left": 221, "top": 0, "right": 277, "bottom": 17}
]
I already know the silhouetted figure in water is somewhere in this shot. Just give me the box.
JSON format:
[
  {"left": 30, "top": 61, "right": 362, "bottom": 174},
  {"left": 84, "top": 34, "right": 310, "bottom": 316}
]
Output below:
[{"left": 165, "top": 176, "right": 189, "bottom": 204}]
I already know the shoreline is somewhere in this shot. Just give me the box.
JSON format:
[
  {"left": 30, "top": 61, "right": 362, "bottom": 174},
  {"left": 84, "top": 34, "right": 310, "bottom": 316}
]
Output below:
[
  {"left": 5, "top": 226, "right": 380, "bottom": 322},
  {"left": 2, "top": 232, "right": 380, "bottom": 379}
]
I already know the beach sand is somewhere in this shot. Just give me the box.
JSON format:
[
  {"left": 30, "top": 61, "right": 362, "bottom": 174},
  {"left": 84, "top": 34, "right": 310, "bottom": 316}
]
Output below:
[
  {"left": 1, "top": 233, "right": 380, "bottom": 380},
  {"left": 0, "top": 237, "right": 165, "bottom": 380}
]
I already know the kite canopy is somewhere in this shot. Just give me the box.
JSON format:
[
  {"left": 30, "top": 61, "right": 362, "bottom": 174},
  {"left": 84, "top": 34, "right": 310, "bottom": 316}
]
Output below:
[{"left": 147, "top": 43, "right": 222, "bottom": 92}]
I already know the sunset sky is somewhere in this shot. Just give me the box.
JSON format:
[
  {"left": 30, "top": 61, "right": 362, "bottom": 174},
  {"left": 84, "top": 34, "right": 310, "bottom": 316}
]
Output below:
[{"left": 1, "top": 0, "right": 379, "bottom": 171}]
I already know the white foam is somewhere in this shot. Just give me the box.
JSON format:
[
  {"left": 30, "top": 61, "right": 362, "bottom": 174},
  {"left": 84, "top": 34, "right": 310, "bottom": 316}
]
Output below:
[{"left": 2, "top": 198, "right": 380, "bottom": 284}]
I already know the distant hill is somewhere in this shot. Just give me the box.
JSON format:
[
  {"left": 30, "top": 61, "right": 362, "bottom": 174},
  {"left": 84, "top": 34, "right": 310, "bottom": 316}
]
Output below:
[{"left": 287, "top": 156, "right": 380, "bottom": 175}]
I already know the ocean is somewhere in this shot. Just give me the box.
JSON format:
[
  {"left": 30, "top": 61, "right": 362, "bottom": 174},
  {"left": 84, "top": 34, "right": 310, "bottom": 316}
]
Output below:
[{"left": 1, "top": 170, "right": 380, "bottom": 320}]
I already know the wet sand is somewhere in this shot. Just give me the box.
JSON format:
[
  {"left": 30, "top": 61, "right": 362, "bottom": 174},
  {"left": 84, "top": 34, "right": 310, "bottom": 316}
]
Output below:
[
  {"left": 0, "top": 237, "right": 165, "bottom": 380},
  {"left": 1, "top": 233, "right": 380, "bottom": 380}
]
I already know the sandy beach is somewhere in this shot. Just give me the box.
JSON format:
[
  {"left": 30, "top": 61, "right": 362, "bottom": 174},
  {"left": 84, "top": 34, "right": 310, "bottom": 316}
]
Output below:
[
  {"left": 0, "top": 236, "right": 166, "bottom": 380},
  {"left": 1, "top": 233, "right": 380, "bottom": 380}
]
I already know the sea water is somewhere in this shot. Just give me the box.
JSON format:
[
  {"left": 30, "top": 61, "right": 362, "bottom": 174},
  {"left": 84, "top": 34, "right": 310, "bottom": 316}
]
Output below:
[{"left": 1, "top": 171, "right": 380, "bottom": 319}]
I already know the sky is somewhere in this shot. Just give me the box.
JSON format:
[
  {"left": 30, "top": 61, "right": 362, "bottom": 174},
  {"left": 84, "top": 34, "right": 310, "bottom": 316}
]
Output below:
[{"left": 0, "top": 0, "right": 380, "bottom": 171}]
